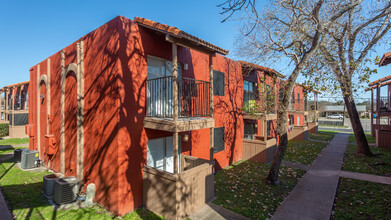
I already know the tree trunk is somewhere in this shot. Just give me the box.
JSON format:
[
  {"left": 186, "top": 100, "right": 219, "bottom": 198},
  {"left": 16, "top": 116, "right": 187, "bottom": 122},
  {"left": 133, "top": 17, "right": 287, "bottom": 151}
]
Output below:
[
  {"left": 342, "top": 90, "right": 373, "bottom": 156},
  {"left": 265, "top": 108, "right": 288, "bottom": 185}
]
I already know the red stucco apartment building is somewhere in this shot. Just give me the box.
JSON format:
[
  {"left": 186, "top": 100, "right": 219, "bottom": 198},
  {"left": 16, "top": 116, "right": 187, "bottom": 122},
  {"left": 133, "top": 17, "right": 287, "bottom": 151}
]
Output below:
[
  {"left": 26, "top": 16, "right": 318, "bottom": 219},
  {"left": 0, "top": 81, "right": 29, "bottom": 138}
]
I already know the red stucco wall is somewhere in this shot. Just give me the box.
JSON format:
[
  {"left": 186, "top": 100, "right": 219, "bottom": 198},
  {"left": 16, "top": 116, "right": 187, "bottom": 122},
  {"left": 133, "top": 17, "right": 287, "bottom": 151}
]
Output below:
[{"left": 29, "top": 16, "right": 245, "bottom": 216}]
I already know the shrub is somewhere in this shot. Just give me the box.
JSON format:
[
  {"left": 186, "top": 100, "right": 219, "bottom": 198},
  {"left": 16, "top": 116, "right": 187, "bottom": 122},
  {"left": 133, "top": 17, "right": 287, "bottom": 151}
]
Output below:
[{"left": 0, "top": 123, "right": 9, "bottom": 137}]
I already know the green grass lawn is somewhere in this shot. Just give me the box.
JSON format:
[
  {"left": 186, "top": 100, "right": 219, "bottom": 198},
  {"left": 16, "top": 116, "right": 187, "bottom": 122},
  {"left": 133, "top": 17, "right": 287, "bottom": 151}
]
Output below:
[
  {"left": 214, "top": 160, "right": 305, "bottom": 220},
  {"left": 283, "top": 140, "right": 328, "bottom": 165},
  {"left": 308, "top": 132, "right": 335, "bottom": 142},
  {"left": 0, "top": 138, "right": 29, "bottom": 146},
  {"left": 0, "top": 147, "right": 27, "bottom": 161},
  {"left": 333, "top": 178, "right": 391, "bottom": 219},
  {"left": 317, "top": 130, "right": 341, "bottom": 135},
  {"left": 343, "top": 144, "right": 391, "bottom": 176},
  {"left": 348, "top": 135, "right": 376, "bottom": 144},
  {"left": 0, "top": 158, "right": 163, "bottom": 219}
]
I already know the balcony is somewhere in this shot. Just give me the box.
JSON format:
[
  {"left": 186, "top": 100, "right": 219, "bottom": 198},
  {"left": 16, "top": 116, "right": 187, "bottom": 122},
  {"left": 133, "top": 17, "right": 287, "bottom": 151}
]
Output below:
[
  {"left": 289, "top": 99, "right": 307, "bottom": 114},
  {"left": 378, "top": 96, "right": 391, "bottom": 112},
  {"left": 243, "top": 92, "right": 277, "bottom": 120},
  {"left": 144, "top": 76, "right": 214, "bottom": 132},
  {"left": 143, "top": 155, "right": 214, "bottom": 219}
]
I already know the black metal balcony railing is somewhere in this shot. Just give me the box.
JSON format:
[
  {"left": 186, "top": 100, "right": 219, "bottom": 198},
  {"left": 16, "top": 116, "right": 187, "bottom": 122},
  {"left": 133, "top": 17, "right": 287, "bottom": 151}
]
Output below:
[
  {"left": 379, "top": 96, "right": 391, "bottom": 111},
  {"left": 243, "top": 99, "right": 276, "bottom": 114},
  {"left": 146, "top": 76, "right": 210, "bottom": 118}
]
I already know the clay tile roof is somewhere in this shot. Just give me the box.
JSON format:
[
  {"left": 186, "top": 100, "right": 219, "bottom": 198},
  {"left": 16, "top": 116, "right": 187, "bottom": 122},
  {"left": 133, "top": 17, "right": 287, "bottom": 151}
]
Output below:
[
  {"left": 238, "top": 61, "right": 285, "bottom": 79},
  {"left": 379, "top": 52, "right": 391, "bottom": 67},
  {"left": 4, "top": 81, "right": 29, "bottom": 89},
  {"left": 134, "top": 17, "right": 229, "bottom": 55}
]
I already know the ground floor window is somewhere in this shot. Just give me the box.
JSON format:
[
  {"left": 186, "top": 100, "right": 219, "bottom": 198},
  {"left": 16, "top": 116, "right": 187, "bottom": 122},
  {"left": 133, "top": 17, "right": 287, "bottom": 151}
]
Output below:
[
  {"left": 147, "top": 136, "right": 182, "bottom": 173},
  {"left": 267, "top": 121, "right": 271, "bottom": 136},
  {"left": 244, "top": 122, "right": 256, "bottom": 140},
  {"left": 214, "top": 127, "right": 225, "bottom": 153}
]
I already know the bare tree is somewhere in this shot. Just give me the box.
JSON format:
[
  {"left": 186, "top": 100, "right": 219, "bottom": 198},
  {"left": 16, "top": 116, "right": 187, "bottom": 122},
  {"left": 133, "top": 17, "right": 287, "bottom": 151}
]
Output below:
[
  {"left": 302, "top": 0, "right": 391, "bottom": 156},
  {"left": 219, "top": 0, "right": 362, "bottom": 184}
]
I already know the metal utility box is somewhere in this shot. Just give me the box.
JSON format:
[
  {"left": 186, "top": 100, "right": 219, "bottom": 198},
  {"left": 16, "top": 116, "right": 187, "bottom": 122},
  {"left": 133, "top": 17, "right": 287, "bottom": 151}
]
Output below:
[
  {"left": 14, "top": 148, "right": 28, "bottom": 162},
  {"left": 21, "top": 150, "right": 39, "bottom": 169},
  {"left": 53, "top": 176, "right": 79, "bottom": 204},
  {"left": 43, "top": 173, "right": 63, "bottom": 196}
]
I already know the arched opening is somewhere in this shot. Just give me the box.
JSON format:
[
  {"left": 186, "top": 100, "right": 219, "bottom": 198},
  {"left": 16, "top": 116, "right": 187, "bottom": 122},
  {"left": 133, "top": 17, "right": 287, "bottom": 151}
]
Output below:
[
  {"left": 39, "top": 81, "right": 47, "bottom": 162},
  {"left": 65, "top": 71, "right": 77, "bottom": 177}
]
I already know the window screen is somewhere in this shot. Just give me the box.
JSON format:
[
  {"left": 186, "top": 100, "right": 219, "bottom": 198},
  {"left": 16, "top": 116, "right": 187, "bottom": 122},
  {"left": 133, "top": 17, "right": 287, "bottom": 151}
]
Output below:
[
  {"left": 213, "top": 70, "right": 225, "bottom": 96},
  {"left": 214, "top": 127, "right": 225, "bottom": 153}
]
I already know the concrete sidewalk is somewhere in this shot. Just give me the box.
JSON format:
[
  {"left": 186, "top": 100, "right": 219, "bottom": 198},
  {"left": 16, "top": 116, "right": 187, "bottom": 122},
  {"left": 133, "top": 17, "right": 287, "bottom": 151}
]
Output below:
[
  {"left": 272, "top": 134, "right": 348, "bottom": 220},
  {"left": 189, "top": 202, "right": 249, "bottom": 220},
  {"left": 340, "top": 170, "right": 391, "bottom": 185}
]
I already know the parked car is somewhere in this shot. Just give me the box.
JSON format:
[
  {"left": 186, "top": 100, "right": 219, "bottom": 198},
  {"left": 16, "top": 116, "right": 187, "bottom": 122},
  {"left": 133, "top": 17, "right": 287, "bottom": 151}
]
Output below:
[{"left": 327, "top": 114, "right": 343, "bottom": 119}]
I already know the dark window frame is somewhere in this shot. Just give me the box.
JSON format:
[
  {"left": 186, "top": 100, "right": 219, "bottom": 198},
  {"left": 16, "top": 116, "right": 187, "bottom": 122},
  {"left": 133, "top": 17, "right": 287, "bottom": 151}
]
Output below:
[
  {"left": 213, "top": 70, "right": 225, "bottom": 96},
  {"left": 214, "top": 127, "right": 225, "bottom": 154},
  {"left": 267, "top": 120, "right": 271, "bottom": 136}
]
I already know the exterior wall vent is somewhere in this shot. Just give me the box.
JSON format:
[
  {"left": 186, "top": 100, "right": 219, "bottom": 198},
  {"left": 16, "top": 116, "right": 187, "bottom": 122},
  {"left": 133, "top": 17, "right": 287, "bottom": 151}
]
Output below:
[
  {"left": 14, "top": 148, "right": 28, "bottom": 162},
  {"left": 53, "top": 176, "right": 79, "bottom": 204},
  {"left": 43, "top": 173, "right": 63, "bottom": 196},
  {"left": 21, "top": 150, "right": 39, "bottom": 169}
]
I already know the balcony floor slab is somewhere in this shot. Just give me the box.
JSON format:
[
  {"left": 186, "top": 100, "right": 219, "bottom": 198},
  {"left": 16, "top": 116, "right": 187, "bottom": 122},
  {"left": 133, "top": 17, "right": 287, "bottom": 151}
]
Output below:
[{"left": 144, "top": 117, "right": 214, "bottom": 132}]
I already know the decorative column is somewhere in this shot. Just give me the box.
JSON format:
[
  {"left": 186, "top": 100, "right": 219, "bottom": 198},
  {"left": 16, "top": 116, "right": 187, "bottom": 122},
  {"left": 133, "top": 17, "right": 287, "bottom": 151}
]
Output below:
[
  {"left": 11, "top": 87, "right": 15, "bottom": 127},
  {"left": 371, "top": 89, "right": 374, "bottom": 136},
  {"left": 172, "top": 42, "right": 179, "bottom": 174},
  {"left": 376, "top": 84, "right": 380, "bottom": 126},
  {"left": 263, "top": 120, "right": 267, "bottom": 142},
  {"left": 5, "top": 89, "right": 8, "bottom": 121},
  {"left": 60, "top": 52, "right": 65, "bottom": 174},
  {"left": 209, "top": 54, "right": 214, "bottom": 162}
]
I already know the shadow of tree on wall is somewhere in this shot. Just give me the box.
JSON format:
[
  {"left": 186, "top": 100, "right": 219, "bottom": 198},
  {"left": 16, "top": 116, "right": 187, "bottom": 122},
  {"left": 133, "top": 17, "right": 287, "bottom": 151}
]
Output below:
[{"left": 214, "top": 58, "right": 243, "bottom": 167}]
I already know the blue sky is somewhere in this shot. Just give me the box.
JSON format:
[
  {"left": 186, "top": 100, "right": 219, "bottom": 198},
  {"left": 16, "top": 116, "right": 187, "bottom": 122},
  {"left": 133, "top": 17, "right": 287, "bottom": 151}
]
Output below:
[{"left": 0, "top": 0, "right": 389, "bottom": 99}]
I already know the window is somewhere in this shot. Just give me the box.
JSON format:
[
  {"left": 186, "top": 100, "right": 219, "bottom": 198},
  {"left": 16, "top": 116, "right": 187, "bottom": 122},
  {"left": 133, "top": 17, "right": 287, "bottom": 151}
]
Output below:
[
  {"left": 267, "top": 121, "right": 271, "bottom": 136},
  {"left": 244, "top": 122, "right": 256, "bottom": 140},
  {"left": 147, "top": 136, "right": 182, "bottom": 173},
  {"left": 213, "top": 70, "right": 225, "bottom": 96},
  {"left": 25, "top": 92, "right": 29, "bottom": 110},
  {"left": 243, "top": 80, "right": 254, "bottom": 103},
  {"left": 292, "top": 91, "right": 295, "bottom": 103},
  {"left": 297, "top": 116, "right": 300, "bottom": 126},
  {"left": 214, "top": 127, "right": 225, "bottom": 153},
  {"left": 297, "top": 93, "right": 300, "bottom": 103},
  {"left": 266, "top": 84, "right": 271, "bottom": 97},
  {"left": 279, "top": 88, "right": 283, "bottom": 101},
  {"left": 289, "top": 115, "right": 295, "bottom": 125}
]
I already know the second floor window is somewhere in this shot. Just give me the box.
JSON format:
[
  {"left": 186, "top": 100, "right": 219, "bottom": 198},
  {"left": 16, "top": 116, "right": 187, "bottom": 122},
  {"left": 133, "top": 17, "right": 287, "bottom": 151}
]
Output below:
[
  {"left": 243, "top": 80, "right": 255, "bottom": 104},
  {"left": 297, "top": 93, "right": 300, "bottom": 103},
  {"left": 279, "top": 88, "right": 283, "bottom": 101},
  {"left": 213, "top": 70, "right": 225, "bottom": 96}
]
